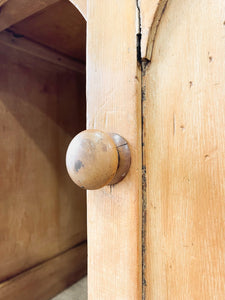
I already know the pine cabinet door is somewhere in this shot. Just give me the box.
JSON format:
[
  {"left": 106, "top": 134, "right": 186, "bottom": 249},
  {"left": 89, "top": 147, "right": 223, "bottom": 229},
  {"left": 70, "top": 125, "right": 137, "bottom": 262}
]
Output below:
[{"left": 142, "top": 0, "right": 225, "bottom": 299}]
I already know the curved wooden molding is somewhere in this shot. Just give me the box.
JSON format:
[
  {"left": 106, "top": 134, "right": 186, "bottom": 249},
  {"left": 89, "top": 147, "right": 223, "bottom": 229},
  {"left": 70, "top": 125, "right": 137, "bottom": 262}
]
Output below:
[
  {"left": 140, "top": 0, "right": 168, "bottom": 60},
  {"left": 69, "top": 0, "right": 86, "bottom": 20}
]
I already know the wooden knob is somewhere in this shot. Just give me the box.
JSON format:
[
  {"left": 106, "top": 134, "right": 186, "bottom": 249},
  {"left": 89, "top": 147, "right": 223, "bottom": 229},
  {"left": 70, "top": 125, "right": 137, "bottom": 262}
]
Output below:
[{"left": 66, "top": 129, "right": 131, "bottom": 190}]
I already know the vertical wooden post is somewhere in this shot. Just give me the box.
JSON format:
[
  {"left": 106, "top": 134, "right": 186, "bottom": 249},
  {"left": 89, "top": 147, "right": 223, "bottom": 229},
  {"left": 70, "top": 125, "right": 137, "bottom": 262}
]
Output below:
[{"left": 87, "top": 1, "right": 142, "bottom": 299}]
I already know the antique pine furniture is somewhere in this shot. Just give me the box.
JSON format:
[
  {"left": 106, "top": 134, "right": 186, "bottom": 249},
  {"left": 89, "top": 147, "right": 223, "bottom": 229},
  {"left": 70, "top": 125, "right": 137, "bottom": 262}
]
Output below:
[{"left": 0, "top": 0, "right": 225, "bottom": 299}]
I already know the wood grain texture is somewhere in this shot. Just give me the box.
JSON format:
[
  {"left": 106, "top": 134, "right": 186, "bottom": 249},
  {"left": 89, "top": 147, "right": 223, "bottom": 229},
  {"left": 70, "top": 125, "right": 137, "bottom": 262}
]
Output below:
[
  {"left": 0, "top": 40, "right": 86, "bottom": 282},
  {"left": 10, "top": 0, "right": 86, "bottom": 63},
  {"left": 143, "top": 0, "right": 225, "bottom": 298},
  {"left": 0, "top": 242, "right": 87, "bottom": 300},
  {"left": 0, "top": 0, "right": 59, "bottom": 33},
  {"left": 87, "top": 1, "right": 142, "bottom": 299}
]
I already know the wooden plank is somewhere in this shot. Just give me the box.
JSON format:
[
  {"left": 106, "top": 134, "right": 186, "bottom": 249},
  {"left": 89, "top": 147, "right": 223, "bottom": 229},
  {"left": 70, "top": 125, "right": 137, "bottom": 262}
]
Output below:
[
  {"left": 143, "top": 0, "right": 225, "bottom": 298},
  {"left": 0, "top": 31, "right": 85, "bottom": 73},
  {"left": 69, "top": 0, "right": 86, "bottom": 20},
  {"left": 0, "top": 40, "right": 86, "bottom": 282},
  {"left": 0, "top": 0, "right": 60, "bottom": 33},
  {"left": 10, "top": 0, "right": 86, "bottom": 63},
  {"left": 87, "top": 1, "right": 142, "bottom": 299},
  {"left": 0, "top": 243, "right": 87, "bottom": 300}
]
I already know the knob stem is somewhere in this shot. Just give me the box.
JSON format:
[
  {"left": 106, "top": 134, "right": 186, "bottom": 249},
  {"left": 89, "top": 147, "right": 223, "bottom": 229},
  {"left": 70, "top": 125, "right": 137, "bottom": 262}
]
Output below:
[{"left": 108, "top": 133, "right": 131, "bottom": 185}]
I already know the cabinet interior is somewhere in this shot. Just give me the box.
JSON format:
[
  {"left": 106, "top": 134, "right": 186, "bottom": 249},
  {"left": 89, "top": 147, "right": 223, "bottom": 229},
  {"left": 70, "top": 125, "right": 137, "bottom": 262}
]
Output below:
[{"left": 0, "top": 0, "right": 87, "bottom": 297}]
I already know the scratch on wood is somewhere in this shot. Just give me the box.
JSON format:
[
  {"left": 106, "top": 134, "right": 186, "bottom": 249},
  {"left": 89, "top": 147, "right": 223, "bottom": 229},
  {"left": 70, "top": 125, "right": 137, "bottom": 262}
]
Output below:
[
  {"left": 173, "top": 112, "right": 176, "bottom": 136},
  {"left": 141, "top": 63, "right": 149, "bottom": 300}
]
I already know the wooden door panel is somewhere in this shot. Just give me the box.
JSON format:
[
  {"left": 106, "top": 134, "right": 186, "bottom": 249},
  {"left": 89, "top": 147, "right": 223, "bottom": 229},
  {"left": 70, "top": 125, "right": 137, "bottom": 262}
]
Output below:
[{"left": 143, "top": 0, "right": 225, "bottom": 298}]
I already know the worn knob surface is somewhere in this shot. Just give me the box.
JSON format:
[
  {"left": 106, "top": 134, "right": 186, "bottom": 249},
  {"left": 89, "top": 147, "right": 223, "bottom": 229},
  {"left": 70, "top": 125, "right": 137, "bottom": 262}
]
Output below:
[{"left": 66, "top": 129, "right": 131, "bottom": 190}]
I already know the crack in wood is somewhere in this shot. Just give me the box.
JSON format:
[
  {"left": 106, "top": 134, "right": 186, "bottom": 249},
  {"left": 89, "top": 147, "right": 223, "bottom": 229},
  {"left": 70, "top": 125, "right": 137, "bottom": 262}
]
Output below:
[{"left": 139, "top": 1, "right": 169, "bottom": 298}]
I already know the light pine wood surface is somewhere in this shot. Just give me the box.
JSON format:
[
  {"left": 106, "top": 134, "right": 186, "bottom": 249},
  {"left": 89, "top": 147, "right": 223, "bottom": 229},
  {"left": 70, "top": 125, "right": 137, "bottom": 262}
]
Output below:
[
  {"left": 143, "top": 0, "right": 225, "bottom": 298},
  {"left": 87, "top": 1, "right": 142, "bottom": 299}
]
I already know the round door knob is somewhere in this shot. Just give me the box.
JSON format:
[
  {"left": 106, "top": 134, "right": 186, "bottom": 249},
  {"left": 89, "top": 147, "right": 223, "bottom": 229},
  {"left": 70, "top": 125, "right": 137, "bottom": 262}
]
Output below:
[{"left": 66, "top": 129, "right": 131, "bottom": 190}]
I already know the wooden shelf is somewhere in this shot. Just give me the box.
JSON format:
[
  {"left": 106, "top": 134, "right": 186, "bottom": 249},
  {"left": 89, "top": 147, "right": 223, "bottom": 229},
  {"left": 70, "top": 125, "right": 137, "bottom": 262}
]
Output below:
[{"left": 9, "top": 0, "right": 86, "bottom": 62}]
